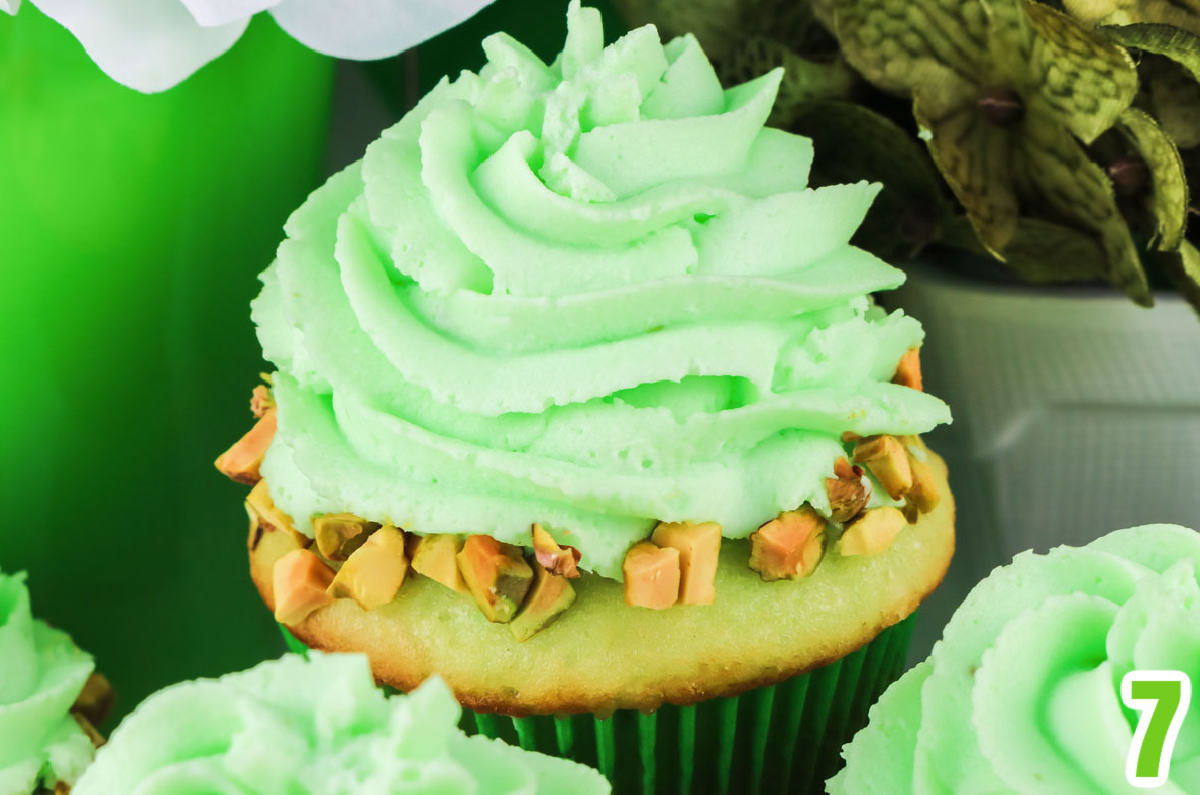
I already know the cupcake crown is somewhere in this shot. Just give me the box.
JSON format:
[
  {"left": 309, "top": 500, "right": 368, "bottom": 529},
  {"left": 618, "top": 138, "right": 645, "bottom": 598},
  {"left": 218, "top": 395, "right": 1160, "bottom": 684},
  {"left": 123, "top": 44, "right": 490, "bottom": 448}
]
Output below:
[
  {"left": 0, "top": 569, "right": 96, "bottom": 793},
  {"left": 251, "top": 0, "right": 950, "bottom": 579},
  {"left": 828, "top": 523, "right": 1200, "bottom": 794},
  {"left": 74, "top": 652, "right": 609, "bottom": 794}
]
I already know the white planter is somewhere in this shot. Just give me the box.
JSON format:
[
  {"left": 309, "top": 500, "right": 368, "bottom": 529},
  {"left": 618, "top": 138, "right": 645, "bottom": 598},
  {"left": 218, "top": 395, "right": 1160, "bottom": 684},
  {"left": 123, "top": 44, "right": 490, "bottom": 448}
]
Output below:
[{"left": 888, "top": 262, "right": 1200, "bottom": 654}]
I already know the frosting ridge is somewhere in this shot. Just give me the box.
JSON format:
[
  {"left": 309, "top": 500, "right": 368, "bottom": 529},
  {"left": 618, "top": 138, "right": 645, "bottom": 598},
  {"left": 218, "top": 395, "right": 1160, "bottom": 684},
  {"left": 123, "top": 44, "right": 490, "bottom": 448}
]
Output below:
[
  {"left": 828, "top": 524, "right": 1200, "bottom": 794},
  {"left": 254, "top": 1, "right": 951, "bottom": 578},
  {"left": 73, "top": 652, "right": 609, "bottom": 794},
  {"left": 0, "top": 570, "right": 95, "bottom": 794}
]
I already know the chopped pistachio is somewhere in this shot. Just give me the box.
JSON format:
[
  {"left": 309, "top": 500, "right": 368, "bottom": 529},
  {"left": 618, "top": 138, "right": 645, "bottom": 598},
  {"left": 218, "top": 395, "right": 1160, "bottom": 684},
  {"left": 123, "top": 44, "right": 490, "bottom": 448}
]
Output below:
[
  {"left": 531, "top": 523, "right": 581, "bottom": 579},
  {"left": 411, "top": 534, "right": 470, "bottom": 594},
  {"left": 246, "top": 480, "right": 310, "bottom": 549},
  {"left": 622, "top": 542, "right": 680, "bottom": 609},
  {"left": 650, "top": 521, "right": 721, "bottom": 605},
  {"left": 272, "top": 549, "right": 335, "bottom": 626},
  {"left": 327, "top": 526, "right": 409, "bottom": 611},
  {"left": 906, "top": 453, "right": 941, "bottom": 515},
  {"left": 839, "top": 507, "right": 907, "bottom": 557},
  {"left": 250, "top": 384, "right": 275, "bottom": 418},
  {"left": 892, "top": 347, "right": 923, "bottom": 391},
  {"left": 456, "top": 536, "right": 533, "bottom": 623},
  {"left": 852, "top": 435, "right": 913, "bottom": 500},
  {"left": 749, "top": 509, "right": 826, "bottom": 581},
  {"left": 215, "top": 408, "right": 276, "bottom": 485},
  {"left": 509, "top": 562, "right": 576, "bottom": 641},
  {"left": 72, "top": 673, "right": 114, "bottom": 728},
  {"left": 825, "top": 456, "right": 871, "bottom": 523},
  {"left": 313, "top": 513, "right": 378, "bottom": 561}
]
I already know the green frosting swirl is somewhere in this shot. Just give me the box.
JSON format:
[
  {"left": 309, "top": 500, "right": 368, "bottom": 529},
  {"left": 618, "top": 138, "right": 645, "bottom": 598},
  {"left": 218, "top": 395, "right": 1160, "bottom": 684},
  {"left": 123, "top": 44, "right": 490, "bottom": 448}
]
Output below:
[
  {"left": 828, "top": 524, "right": 1200, "bottom": 794},
  {"left": 254, "top": 0, "right": 950, "bottom": 578},
  {"left": 74, "top": 652, "right": 609, "bottom": 794},
  {"left": 0, "top": 570, "right": 95, "bottom": 794}
]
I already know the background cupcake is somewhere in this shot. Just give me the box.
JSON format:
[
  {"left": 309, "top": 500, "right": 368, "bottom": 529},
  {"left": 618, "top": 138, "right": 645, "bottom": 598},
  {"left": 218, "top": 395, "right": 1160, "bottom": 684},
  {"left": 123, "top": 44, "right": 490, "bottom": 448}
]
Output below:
[
  {"left": 216, "top": 2, "right": 955, "bottom": 791},
  {"left": 829, "top": 523, "right": 1200, "bottom": 794},
  {"left": 0, "top": 568, "right": 109, "bottom": 795},
  {"left": 74, "top": 652, "right": 609, "bottom": 794}
]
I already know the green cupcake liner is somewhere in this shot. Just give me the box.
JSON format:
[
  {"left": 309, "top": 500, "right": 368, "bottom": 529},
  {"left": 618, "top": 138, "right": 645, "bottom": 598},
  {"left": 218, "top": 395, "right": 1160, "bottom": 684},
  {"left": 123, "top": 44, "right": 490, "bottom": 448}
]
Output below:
[{"left": 280, "top": 614, "right": 914, "bottom": 794}]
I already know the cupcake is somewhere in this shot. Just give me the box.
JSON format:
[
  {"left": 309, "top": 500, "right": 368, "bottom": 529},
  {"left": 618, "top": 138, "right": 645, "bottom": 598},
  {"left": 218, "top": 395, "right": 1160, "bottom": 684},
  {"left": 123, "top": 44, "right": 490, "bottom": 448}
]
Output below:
[
  {"left": 828, "top": 523, "right": 1200, "bottom": 794},
  {"left": 0, "top": 568, "right": 110, "bottom": 794},
  {"left": 73, "top": 652, "right": 609, "bottom": 793},
  {"left": 214, "top": 1, "right": 954, "bottom": 791}
]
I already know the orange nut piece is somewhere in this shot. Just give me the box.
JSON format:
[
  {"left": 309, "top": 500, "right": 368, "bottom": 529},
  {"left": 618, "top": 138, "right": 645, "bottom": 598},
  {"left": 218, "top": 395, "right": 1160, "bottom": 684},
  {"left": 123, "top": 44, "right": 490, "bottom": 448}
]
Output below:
[
  {"left": 273, "top": 548, "right": 335, "bottom": 626},
  {"left": 853, "top": 435, "right": 913, "bottom": 501},
  {"left": 411, "top": 534, "right": 469, "bottom": 595},
  {"left": 246, "top": 479, "right": 310, "bottom": 550},
  {"left": 892, "top": 347, "right": 923, "bottom": 391},
  {"left": 825, "top": 456, "right": 871, "bottom": 523},
  {"left": 313, "top": 513, "right": 376, "bottom": 561},
  {"left": 749, "top": 509, "right": 826, "bottom": 581},
  {"left": 456, "top": 535, "right": 533, "bottom": 623},
  {"left": 650, "top": 521, "right": 721, "bottom": 605},
  {"left": 215, "top": 408, "right": 277, "bottom": 485},
  {"left": 622, "top": 542, "right": 681, "bottom": 610},
  {"left": 531, "top": 523, "right": 581, "bottom": 579},
  {"left": 905, "top": 447, "right": 941, "bottom": 516},
  {"left": 250, "top": 384, "right": 275, "bottom": 418},
  {"left": 509, "top": 562, "right": 576, "bottom": 642},
  {"left": 838, "top": 507, "right": 907, "bottom": 557},
  {"left": 327, "top": 525, "right": 409, "bottom": 611},
  {"left": 72, "top": 673, "right": 115, "bottom": 728}
]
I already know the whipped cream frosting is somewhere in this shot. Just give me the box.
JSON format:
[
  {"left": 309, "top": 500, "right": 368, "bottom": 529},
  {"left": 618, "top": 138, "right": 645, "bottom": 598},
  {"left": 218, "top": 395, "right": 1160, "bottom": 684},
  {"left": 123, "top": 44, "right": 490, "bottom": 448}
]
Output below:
[
  {"left": 253, "top": 1, "right": 950, "bottom": 578},
  {"left": 74, "top": 652, "right": 609, "bottom": 794},
  {"left": 828, "top": 524, "right": 1200, "bottom": 794},
  {"left": 0, "top": 570, "right": 95, "bottom": 794}
]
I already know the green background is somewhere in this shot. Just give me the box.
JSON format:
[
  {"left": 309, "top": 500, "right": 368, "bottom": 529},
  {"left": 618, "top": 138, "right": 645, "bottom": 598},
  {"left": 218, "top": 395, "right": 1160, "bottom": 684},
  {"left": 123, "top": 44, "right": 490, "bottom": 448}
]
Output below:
[{"left": 0, "top": 0, "right": 618, "bottom": 725}]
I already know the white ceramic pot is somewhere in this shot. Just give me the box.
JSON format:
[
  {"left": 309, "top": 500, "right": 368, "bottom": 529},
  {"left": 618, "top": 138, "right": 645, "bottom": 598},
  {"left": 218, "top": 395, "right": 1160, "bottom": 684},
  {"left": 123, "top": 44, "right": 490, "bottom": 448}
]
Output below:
[{"left": 888, "top": 262, "right": 1200, "bottom": 655}]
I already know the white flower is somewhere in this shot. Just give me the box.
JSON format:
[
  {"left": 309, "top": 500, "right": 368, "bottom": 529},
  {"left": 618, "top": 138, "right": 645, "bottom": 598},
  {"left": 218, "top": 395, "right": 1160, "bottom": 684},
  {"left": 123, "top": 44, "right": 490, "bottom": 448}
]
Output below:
[{"left": 2, "top": 0, "right": 496, "bottom": 93}]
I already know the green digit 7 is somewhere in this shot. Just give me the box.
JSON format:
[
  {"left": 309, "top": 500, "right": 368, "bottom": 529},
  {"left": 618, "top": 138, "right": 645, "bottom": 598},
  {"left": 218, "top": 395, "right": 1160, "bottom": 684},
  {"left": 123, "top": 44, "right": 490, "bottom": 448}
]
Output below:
[{"left": 1121, "top": 670, "right": 1192, "bottom": 788}]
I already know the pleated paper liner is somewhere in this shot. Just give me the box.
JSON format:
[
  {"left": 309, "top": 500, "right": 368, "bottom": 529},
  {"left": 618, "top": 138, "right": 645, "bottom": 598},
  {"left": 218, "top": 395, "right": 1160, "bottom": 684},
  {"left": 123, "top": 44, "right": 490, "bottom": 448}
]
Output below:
[{"left": 281, "top": 614, "right": 914, "bottom": 795}]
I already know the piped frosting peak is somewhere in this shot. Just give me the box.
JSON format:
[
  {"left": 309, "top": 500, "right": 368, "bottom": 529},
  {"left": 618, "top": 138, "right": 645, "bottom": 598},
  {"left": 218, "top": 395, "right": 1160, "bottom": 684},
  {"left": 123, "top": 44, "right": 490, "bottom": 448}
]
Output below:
[{"left": 253, "top": 1, "right": 951, "bottom": 578}]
